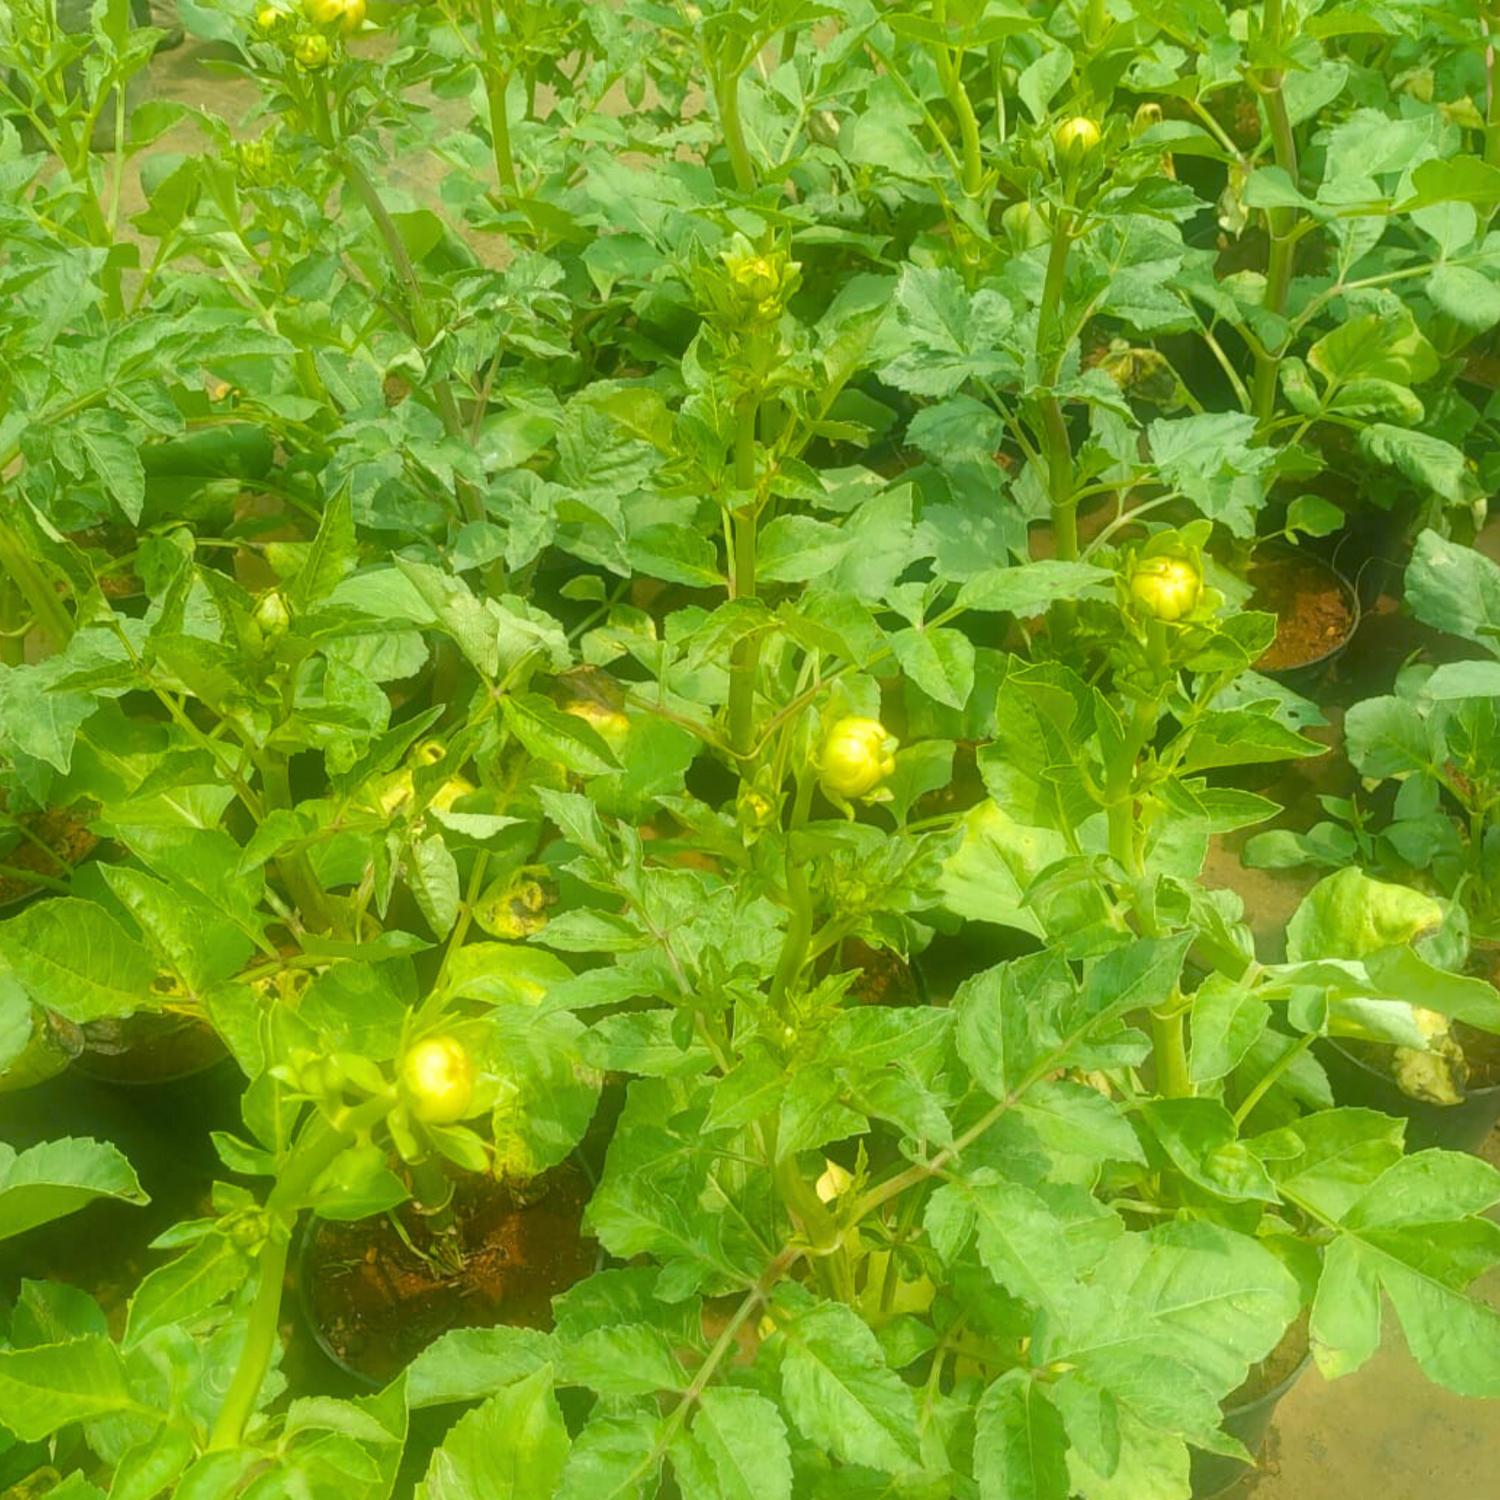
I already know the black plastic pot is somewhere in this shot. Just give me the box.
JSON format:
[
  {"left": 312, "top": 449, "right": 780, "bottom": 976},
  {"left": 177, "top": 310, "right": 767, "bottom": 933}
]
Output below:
[
  {"left": 1314, "top": 1038, "right": 1500, "bottom": 1155},
  {"left": 68, "top": 1011, "right": 228, "bottom": 1086},
  {"left": 1246, "top": 547, "right": 1361, "bottom": 696},
  {"left": 296, "top": 1158, "right": 600, "bottom": 1391},
  {"left": 1188, "top": 1354, "right": 1311, "bottom": 1500}
]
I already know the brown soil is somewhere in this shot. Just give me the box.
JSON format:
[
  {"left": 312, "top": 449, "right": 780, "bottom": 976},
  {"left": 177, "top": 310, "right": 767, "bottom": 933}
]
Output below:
[
  {"left": 0, "top": 807, "right": 99, "bottom": 906},
  {"left": 1230, "top": 1313, "right": 1311, "bottom": 1408},
  {"left": 1246, "top": 555, "right": 1356, "bottom": 671},
  {"left": 1455, "top": 1021, "right": 1500, "bottom": 1090},
  {"left": 303, "top": 1163, "right": 596, "bottom": 1385}
]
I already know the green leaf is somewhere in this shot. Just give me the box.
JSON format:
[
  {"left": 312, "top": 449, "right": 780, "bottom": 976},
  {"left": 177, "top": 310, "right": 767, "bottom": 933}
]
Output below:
[
  {"left": 1179, "top": 710, "right": 1324, "bottom": 772},
  {"left": 1343, "top": 694, "right": 1436, "bottom": 777},
  {"left": 1310, "top": 1232, "right": 1382, "bottom": 1380},
  {"left": 1257, "top": 1109, "right": 1407, "bottom": 1222},
  {"left": 776, "top": 1296, "right": 921, "bottom": 1474},
  {"left": 405, "top": 1327, "right": 556, "bottom": 1409},
  {"left": 288, "top": 490, "right": 357, "bottom": 610},
  {"left": 416, "top": 1365, "right": 570, "bottom": 1500},
  {"left": 107, "top": 1427, "right": 197, "bottom": 1500},
  {"left": 757, "top": 516, "right": 851, "bottom": 583},
  {"left": 0, "top": 657, "right": 101, "bottom": 772},
  {"left": 438, "top": 942, "right": 575, "bottom": 1009},
  {"left": 1427, "top": 264, "right": 1500, "bottom": 329},
  {"left": 1398, "top": 155, "right": 1500, "bottom": 211},
  {"left": 1018, "top": 46, "right": 1072, "bottom": 123},
  {"left": 99, "top": 865, "right": 255, "bottom": 992},
  {"left": 0, "top": 1338, "right": 139, "bottom": 1440},
  {"left": 503, "top": 695, "right": 621, "bottom": 776},
  {"left": 1357, "top": 425, "right": 1479, "bottom": 505},
  {"left": 890, "top": 625, "right": 975, "bottom": 710},
  {"left": 0, "top": 898, "right": 159, "bottom": 1021},
  {"left": 926, "top": 1171, "right": 1120, "bottom": 1307},
  {"left": 974, "top": 1369, "right": 1070, "bottom": 1500},
  {"left": 408, "top": 832, "right": 461, "bottom": 938},
  {"left": 1140, "top": 1099, "right": 1277, "bottom": 1202},
  {"left": 556, "top": 1411, "right": 665, "bottom": 1500},
  {"left": 1306, "top": 308, "right": 1438, "bottom": 387},
  {"left": 956, "top": 560, "right": 1114, "bottom": 615},
  {"left": 561, "top": 1324, "right": 688, "bottom": 1397},
  {"left": 682, "top": 1388, "right": 792, "bottom": 1500},
  {"left": 0, "top": 1138, "right": 147, "bottom": 1241},
  {"left": 123, "top": 1234, "right": 248, "bottom": 1349},
  {"left": 879, "top": 265, "right": 1015, "bottom": 398},
  {"left": 628, "top": 524, "right": 724, "bottom": 588},
  {"left": 1304, "top": 1153, "right": 1500, "bottom": 1396},
  {"left": 1403, "top": 528, "right": 1500, "bottom": 653},
  {"left": 1190, "top": 975, "right": 1269, "bottom": 1085},
  {"left": 1148, "top": 412, "right": 1273, "bottom": 537}
]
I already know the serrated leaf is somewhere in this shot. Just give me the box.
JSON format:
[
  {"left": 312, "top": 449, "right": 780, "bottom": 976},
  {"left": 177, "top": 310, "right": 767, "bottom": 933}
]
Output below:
[
  {"left": 975, "top": 1369, "right": 1070, "bottom": 1500},
  {"left": 0, "top": 1138, "right": 148, "bottom": 1241},
  {"left": 416, "top": 1365, "right": 570, "bottom": 1500},
  {"left": 777, "top": 1299, "right": 921, "bottom": 1474}
]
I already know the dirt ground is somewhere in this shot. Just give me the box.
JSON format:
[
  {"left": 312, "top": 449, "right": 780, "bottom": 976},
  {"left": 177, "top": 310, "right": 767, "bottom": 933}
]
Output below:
[{"left": 32, "top": 34, "right": 1500, "bottom": 1496}]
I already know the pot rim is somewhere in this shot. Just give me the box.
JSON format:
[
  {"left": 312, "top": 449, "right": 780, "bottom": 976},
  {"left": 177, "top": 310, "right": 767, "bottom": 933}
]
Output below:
[{"left": 1322, "top": 1035, "right": 1500, "bottom": 1104}]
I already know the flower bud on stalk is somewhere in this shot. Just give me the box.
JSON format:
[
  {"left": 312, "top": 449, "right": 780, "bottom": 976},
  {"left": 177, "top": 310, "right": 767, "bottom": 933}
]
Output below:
[
  {"left": 1053, "top": 116, "right": 1101, "bottom": 170},
  {"left": 399, "top": 1037, "right": 475, "bottom": 1125},
  {"left": 817, "top": 716, "right": 898, "bottom": 804},
  {"left": 1127, "top": 556, "right": 1203, "bottom": 623},
  {"left": 293, "top": 30, "right": 330, "bottom": 68},
  {"left": 720, "top": 241, "right": 801, "bottom": 331}
]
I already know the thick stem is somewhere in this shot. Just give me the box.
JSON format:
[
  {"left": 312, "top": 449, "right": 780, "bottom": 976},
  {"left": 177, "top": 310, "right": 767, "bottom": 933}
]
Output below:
[
  {"left": 935, "top": 49, "right": 984, "bottom": 197},
  {"left": 1151, "top": 1007, "right": 1192, "bottom": 1099},
  {"left": 1250, "top": 0, "right": 1301, "bottom": 427},
  {"left": 713, "top": 66, "right": 757, "bottom": 194},
  {"left": 474, "top": 0, "right": 518, "bottom": 191}
]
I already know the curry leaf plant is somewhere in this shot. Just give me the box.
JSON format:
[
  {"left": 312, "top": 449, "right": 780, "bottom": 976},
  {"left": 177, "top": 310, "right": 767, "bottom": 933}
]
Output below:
[{"left": 3, "top": 0, "right": 1500, "bottom": 1497}]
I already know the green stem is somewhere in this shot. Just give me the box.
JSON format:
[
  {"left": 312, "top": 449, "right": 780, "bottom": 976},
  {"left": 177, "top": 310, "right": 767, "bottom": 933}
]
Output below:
[
  {"left": 475, "top": 0, "right": 518, "bottom": 191},
  {"left": 934, "top": 48, "right": 984, "bottom": 197},
  {"left": 727, "top": 394, "right": 760, "bottom": 758},
  {"left": 261, "top": 754, "right": 339, "bottom": 937},
  {"left": 1487, "top": 6, "right": 1500, "bottom": 169},
  {"left": 1250, "top": 0, "right": 1301, "bottom": 427},
  {"left": 713, "top": 65, "right": 757, "bottom": 194},
  {"left": 209, "top": 1094, "right": 393, "bottom": 1450},
  {"left": 0, "top": 513, "right": 73, "bottom": 649},
  {"left": 1034, "top": 214, "right": 1079, "bottom": 569},
  {"left": 1233, "top": 1029, "right": 1313, "bottom": 1126},
  {"left": 768, "top": 771, "right": 817, "bottom": 1016},
  {"left": 1151, "top": 1005, "right": 1192, "bottom": 1099}
]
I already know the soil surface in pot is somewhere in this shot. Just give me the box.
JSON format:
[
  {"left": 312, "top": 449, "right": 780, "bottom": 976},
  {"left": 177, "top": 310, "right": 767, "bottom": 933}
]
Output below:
[
  {"left": 1246, "top": 555, "right": 1355, "bottom": 671},
  {"left": 304, "top": 1163, "right": 596, "bottom": 1386},
  {"left": 0, "top": 807, "right": 98, "bottom": 905}
]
